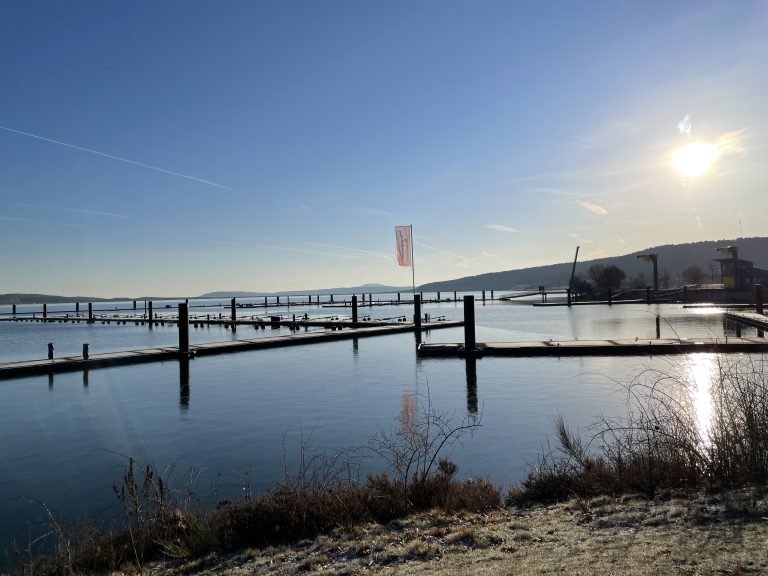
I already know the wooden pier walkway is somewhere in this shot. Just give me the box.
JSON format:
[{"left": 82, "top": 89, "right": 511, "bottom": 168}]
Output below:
[
  {"left": 0, "top": 320, "right": 462, "bottom": 380},
  {"left": 418, "top": 337, "right": 768, "bottom": 358},
  {"left": 724, "top": 311, "right": 768, "bottom": 330}
]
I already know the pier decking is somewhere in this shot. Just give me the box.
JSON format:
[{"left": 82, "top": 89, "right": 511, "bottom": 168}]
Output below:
[
  {"left": 0, "top": 320, "right": 462, "bottom": 380},
  {"left": 724, "top": 311, "right": 768, "bottom": 331},
  {"left": 418, "top": 337, "right": 768, "bottom": 358}
]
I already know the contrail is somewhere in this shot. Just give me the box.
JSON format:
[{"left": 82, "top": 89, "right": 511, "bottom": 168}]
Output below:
[{"left": 0, "top": 125, "right": 229, "bottom": 189}]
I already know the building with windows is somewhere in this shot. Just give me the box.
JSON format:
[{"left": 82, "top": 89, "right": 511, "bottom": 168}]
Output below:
[{"left": 715, "top": 246, "right": 768, "bottom": 290}]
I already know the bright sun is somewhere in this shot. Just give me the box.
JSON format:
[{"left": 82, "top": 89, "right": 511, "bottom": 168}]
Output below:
[{"left": 672, "top": 142, "right": 720, "bottom": 177}]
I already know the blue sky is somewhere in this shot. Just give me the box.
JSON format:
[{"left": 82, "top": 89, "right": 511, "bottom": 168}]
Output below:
[{"left": 1, "top": 1, "right": 765, "bottom": 296}]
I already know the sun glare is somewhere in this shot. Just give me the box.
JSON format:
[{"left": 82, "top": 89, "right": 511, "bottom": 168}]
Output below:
[{"left": 672, "top": 142, "right": 720, "bottom": 177}]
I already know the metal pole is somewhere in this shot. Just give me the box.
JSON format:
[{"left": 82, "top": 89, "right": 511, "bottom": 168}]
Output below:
[
  {"left": 231, "top": 298, "right": 237, "bottom": 331},
  {"left": 352, "top": 295, "right": 358, "bottom": 323},
  {"left": 756, "top": 284, "right": 764, "bottom": 315}
]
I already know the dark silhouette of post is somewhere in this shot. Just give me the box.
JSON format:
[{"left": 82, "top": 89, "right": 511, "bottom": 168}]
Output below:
[
  {"left": 437, "top": 291, "right": 440, "bottom": 301},
  {"left": 178, "top": 302, "right": 189, "bottom": 355},
  {"left": 413, "top": 294, "right": 422, "bottom": 333},
  {"left": 465, "top": 356, "right": 478, "bottom": 415},
  {"left": 75, "top": 302, "right": 80, "bottom": 314},
  {"left": 397, "top": 292, "right": 400, "bottom": 303},
  {"left": 655, "top": 315, "right": 661, "bottom": 339},
  {"left": 276, "top": 296, "right": 280, "bottom": 305},
  {"left": 133, "top": 300, "right": 137, "bottom": 310},
  {"left": 179, "top": 359, "right": 190, "bottom": 410},
  {"left": 148, "top": 301, "right": 153, "bottom": 328},
  {"left": 756, "top": 284, "right": 764, "bottom": 315},
  {"left": 330, "top": 294, "right": 334, "bottom": 303},
  {"left": 230, "top": 298, "right": 237, "bottom": 331},
  {"left": 464, "top": 295, "right": 476, "bottom": 354},
  {"left": 352, "top": 295, "right": 358, "bottom": 323},
  {"left": 608, "top": 287, "right": 612, "bottom": 304},
  {"left": 88, "top": 302, "right": 94, "bottom": 323},
  {"left": 453, "top": 291, "right": 457, "bottom": 301},
  {"left": 491, "top": 290, "right": 494, "bottom": 300},
  {"left": 567, "top": 288, "right": 572, "bottom": 306},
  {"left": 12, "top": 304, "right": 16, "bottom": 317},
  {"left": 43, "top": 304, "right": 47, "bottom": 320},
  {"left": 482, "top": 290, "right": 486, "bottom": 303}
]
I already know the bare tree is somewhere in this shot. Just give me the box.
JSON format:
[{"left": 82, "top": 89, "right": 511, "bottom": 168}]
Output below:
[{"left": 681, "top": 265, "right": 705, "bottom": 285}]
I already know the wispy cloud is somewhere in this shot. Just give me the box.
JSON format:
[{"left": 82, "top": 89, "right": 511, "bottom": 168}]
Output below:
[
  {"left": 0, "top": 125, "right": 229, "bottom": 189},
  {"left": 210, "top": 240, "right": 389, "bottom": 261},
  {"left": 417, "top": 242, "right": 498, "bottom": 268},
  {"left": 0, "top": 215, "right": 88, "bottom": 229},
  {"left": 305, "top": 242, "right": 390, "bottom": 259},
  {"left": 344, "top": 207, "right": 397, "bottom": 218},
  {"left": 616, "top": 236, "right": 626, "bottom": 245},
  {"left": 578, "top": 201, "right": 608, "bottom": 215},
  {"left": 19, "top": 203, "right": 128, "bottom": 219},
  {"left": 485, "top": 224, "right": 519, "bottom": 233},
  {"left": 717, "top": 128, "right": 748, "bottom": 155}
]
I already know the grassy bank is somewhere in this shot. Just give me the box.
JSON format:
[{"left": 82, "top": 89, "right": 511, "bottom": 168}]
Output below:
[{"left": 12, "top": 354, "right": 768, "bottom": 575}]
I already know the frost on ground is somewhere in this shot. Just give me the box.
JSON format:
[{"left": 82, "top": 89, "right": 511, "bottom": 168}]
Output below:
[{"left": 152, "top": 490, "right": 768, "bottom": 576}]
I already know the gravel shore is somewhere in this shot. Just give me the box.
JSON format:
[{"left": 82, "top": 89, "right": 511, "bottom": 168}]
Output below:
[{"left": 153, "top": 489, "right": 768, "bottom": 576}]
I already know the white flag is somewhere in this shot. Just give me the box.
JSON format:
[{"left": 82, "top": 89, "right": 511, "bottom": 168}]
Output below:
[{"left": 395, "top": 226, "right": 412, "bottom": 267}]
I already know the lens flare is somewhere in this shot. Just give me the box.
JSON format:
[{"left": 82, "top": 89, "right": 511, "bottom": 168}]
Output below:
[{"left": 672, "top": 142, "right": 720, "bottom": 177}]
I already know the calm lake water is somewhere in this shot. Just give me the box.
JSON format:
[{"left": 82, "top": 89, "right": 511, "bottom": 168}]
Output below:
[{"left": 0, "top": 294, "right": 759, "bottom": 562}]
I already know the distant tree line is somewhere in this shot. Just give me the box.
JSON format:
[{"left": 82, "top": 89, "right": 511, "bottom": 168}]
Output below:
[{"left": 572, "top": 263, "right": 710, "bottom": 297}]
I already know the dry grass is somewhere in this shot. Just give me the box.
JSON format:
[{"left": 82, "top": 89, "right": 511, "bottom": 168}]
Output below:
[{"left": 146, "top": 490, "right": 768, "bottom": 576}]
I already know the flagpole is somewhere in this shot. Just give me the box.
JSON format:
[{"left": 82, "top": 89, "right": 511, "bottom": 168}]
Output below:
[{"left": 410, "top": 224, "right": 416, "bottom": 300}]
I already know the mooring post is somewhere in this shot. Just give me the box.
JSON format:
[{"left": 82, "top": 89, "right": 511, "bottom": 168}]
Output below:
[
  {"left": 330, "top": 294, "right": 334, "bottom": 303},
  {"left": 12, "top": 304, "right": 16, "bottom": 317},
  {"left": 567, "top": 288, "right": 572, "bottom": 306},
  {"left": 352, "top": 295, "right": 358, "bottom": 323},
  {"left": 75, "top": 302, "right": 80, "bottom": 314},
  {"left": 133, "top": 300, "right": 137, "bottom": 310},
  {"left": 231, "top": 298, "right": 237, "bottom": 331},
  {"left": 88, "top": 302, "right": 94, "bottom": 323},
  {"left": 148, "top": 301, "right": 153, "bottom": 327},
  {"left": 464, "top": 295, "right": 476, "bottom": 354},
  {"left": 656, "top": 315, "right": 661, "bottom": 339},
  {"left": 646, "top": 287, "right": 651, "bottom": 304},
  {"left": 482, "top": 290, "right": 486, "bottom": 303},
  {"left": 414, "top": 294, "right": 422, "bottom": 333},
  {"left": 178, "top": 302, "right": 189, "bottom": 355},
  {"left": 437, "top": 291, "right": 441, "bottom": 301},
  {"left": 756, "top": 284, "right": 764, "bottom": 315},
  {"left": 453, "top": 291, "right": 457, "bottom": 301},
  {"left": 491, "top": 290, "right": 494, "bottom": 300},
  {"left": 43, "top": 304, "right": 47, "bottom": 320}
]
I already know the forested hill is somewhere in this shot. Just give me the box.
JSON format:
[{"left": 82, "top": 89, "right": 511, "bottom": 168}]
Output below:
[{"left": 418, "top": 237, "right": 768, "bottom": 292}]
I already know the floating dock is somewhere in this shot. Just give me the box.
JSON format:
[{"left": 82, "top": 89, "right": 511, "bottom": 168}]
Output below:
[
  {"left": 724, "top": 311, "right": 768, "bottom": 330},
  {"left": 418, "top": 337, "right": 768, "bottom": 358},
  {"left": 0, "top": 320, "right": 462, "bottom": 380}
]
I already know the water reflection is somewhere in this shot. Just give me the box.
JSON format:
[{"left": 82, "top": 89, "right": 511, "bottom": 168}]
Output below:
[
  {"left": 401, "top": 392, "right": 416, "bottom": 432},
  {"left": 465, "top": 357, "right": 478, "bottom": 415},
  {"left": 352, "top": 337, "right": 359, "bottom": 358},
  {"left": 48, "top": 372, "right": 53, "bottom": 389},
  {"left": 179, "top": 360, "right": 190, "bottom": 410},
  {"left": 83, "top": 369, "right": 89, "bottom": 388},
  {"left": 684, "top": 353, "right": 716, "bottom": 444}
]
